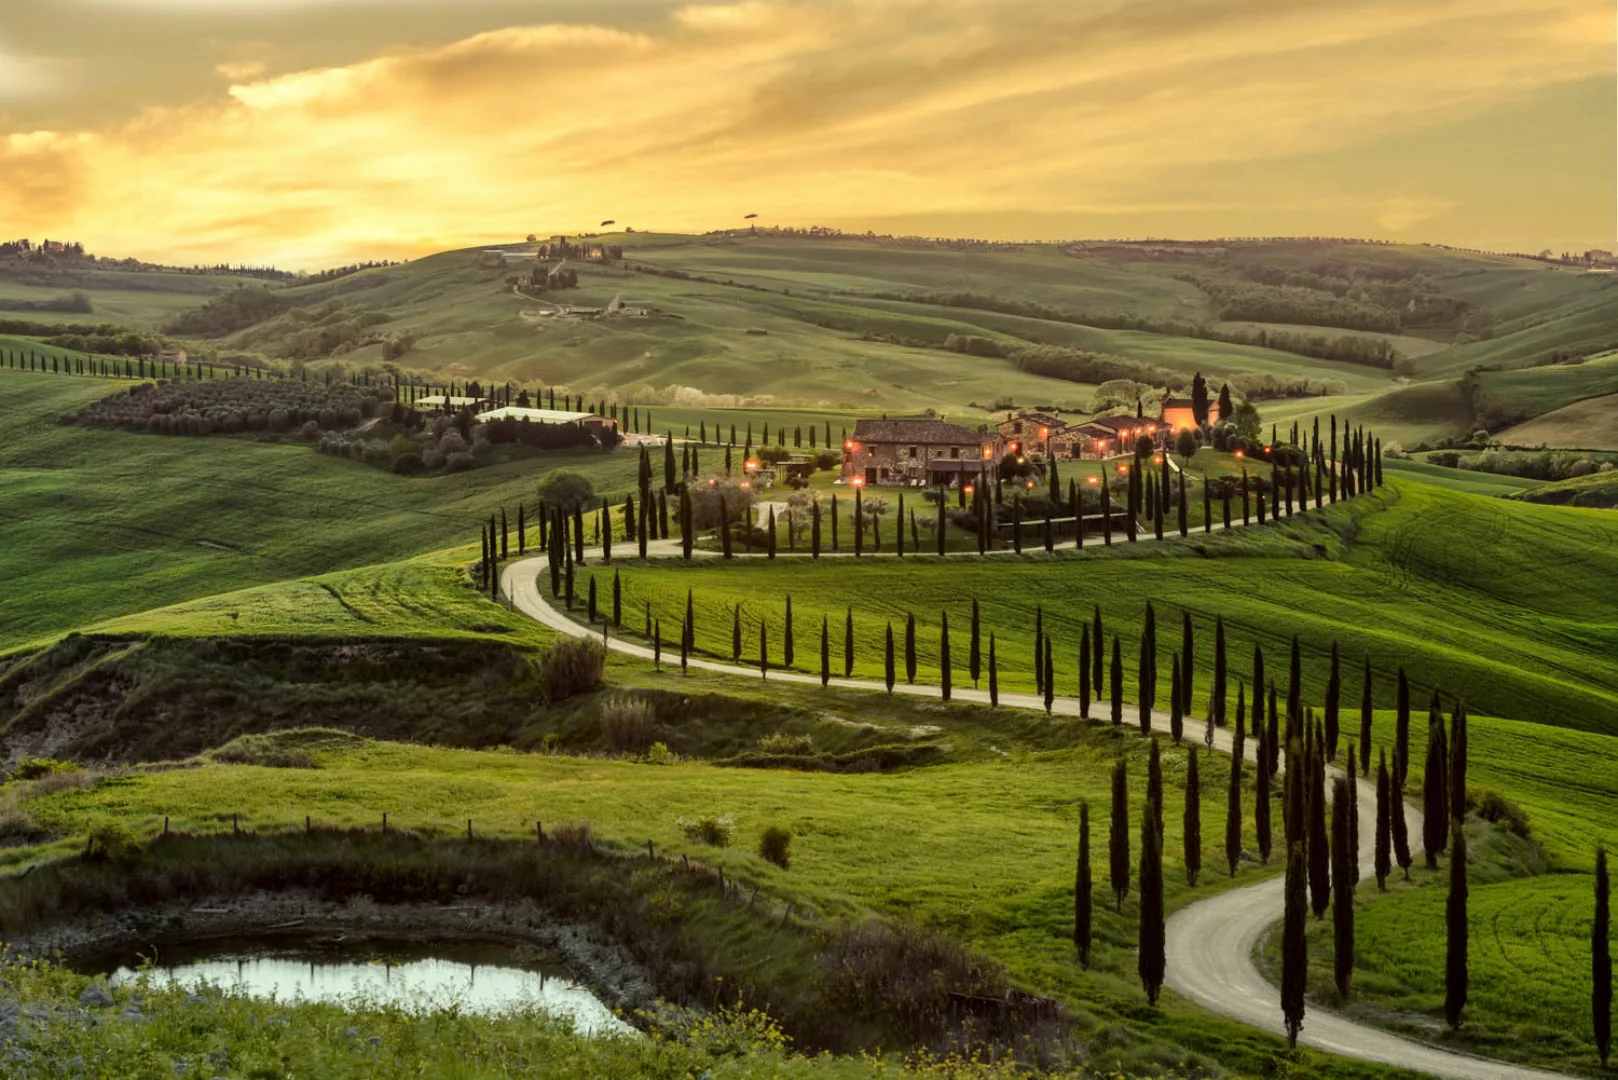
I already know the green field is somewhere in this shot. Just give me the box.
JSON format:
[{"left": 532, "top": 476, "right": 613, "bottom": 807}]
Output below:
[
  {"left": 1497, "top": 393, "right": 1618, "bottom": 450},
  {"left": 1380, "top": 457, "right": 1547, "bottom": 496}
]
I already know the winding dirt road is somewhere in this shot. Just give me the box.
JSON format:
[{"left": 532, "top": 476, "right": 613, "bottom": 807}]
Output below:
[{"left": 498, "top": 553, "right": 1566, "bottom": 1080}]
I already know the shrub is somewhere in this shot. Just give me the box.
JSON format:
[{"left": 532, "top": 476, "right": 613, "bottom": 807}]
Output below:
[
  {"left": 536, "top": 468, "right": 595, "bottom": 508},
  {"left": 643, "top": 741, "right": 678, "bottom": 766},
  {"left": 759, "top": 826, "right": 792, "bottom": 869},
  {"left": 84, "top": 818, "right": 140, "bottom": 860},
  {"left": 536, "top": 639, "right": 605, "bottom": 703},
  {"left": 1467, "top": 787, "right": 1532, "bottom": 838},
  {"left": 601, "top": 695, "right": 656, "bottom": 753},
  {"left": 677, "top": 814, "right": 735, "bottom": 847},
  {"left": 757, "top": 732, "right": 814, "bottom": 756},
  {"left": 9, "top": 757, "right": 78, "bottom": 782}
]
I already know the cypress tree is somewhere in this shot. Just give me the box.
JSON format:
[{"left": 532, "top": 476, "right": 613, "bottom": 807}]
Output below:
[
  {"left": 587, "top": 575, "right": 598, "bottom": 621},
  {"left": 1147, "top": 737, "right": 1164, "bottom": 842},
  {"left": 1324, "top": 640, "right": 1341, "bottom": 761},
  {"left": 1034, "top": 605, "right": 1044, "bottom": 693},
  {"left": 1332, "top": 775, "right": 1355, "bottom": 997},
  {"left": 820, "top": 615, "right": 830, "bottom": 687},
  {"left": 517, "top": 504, "right": 527, "bottom": 554},
  {"left": 904, "top": 612, "right": 917, "bottom": 684},
  {"left": 767, "top": 507, "right": 777, "bottom": 559},
  {"left": 1445, "top": 821, "right": 1468, "bottom": 1031},
  {"left": 653, "top": 618, "right": 661, "bottom": 670},
  {"left": 1092, "top": 605, "right": 1104, "bottom": 694},
  {"left": 1185, "top": 748, "right": 1202, "bottom": 886},
  {"left": 884, "top": 623, "right": 896, "bottom": 693},
  {"left": 1252, "top": 643, "right": 1266, "bottom": 739},
  {"left": 1139, "top": 623, "right": 1154, "bottom": 735},
  {"left": 1076, "top": 801, "right": 1093, "bottom": 967},
  {"left": 1177, "top": 469, "right": 1188, "bottom": 536},
  {"left": 1181, "top": 612, "right": 1195, "bottom": 716},
  {"left": 1226, "top": 726, "right": 1244, "bottom": 876},
  {"left": 574, "top": 502, "right": 585, "bottom": 564},
  {"left": 1309, "top": 740, "right": 1330, "bottom": 918},
  {"left": 1211, "top": 615, "right": 1227, "bottom": 728},
  {"left": 759, "top": 619, "right": 768, "bottom": 679},
  {"left": 1286, "top": 635, "right": 1302, "bottom": 738},
  {"left": 1347, "top": 742, "right": 1361, "bottom": 886},
  {"left": 1391, "top": 757, "right": 1414, "bottom": 879},
  {"left": 844, "top": 607, "right": 855, "bottom": 678},
  {"left": 1110, "top": 759, "right": 1130, "bottom": 911},
  {"left": 1282, "top": 840, "right": 1309, "bottom": 1047},
  {"left": 732, "top": 604, "right": 742, "bottom": 661},
  {"left": 855, "top": 489, "right": 867, "bottom": 557},
  {"left": 1079, "top": 623, "right": 1092, "bottom": 719},
  {"left": 1395, "top": 668, "right": 1411, "bottom": 790},
  {"left": 1268, "top": 683, "right": 1281, "bottom": 779},
  {"left": 811, "top": 500, "right": 822, "bottom": 558},
  {"left": 831, "top": 494, "right": 840, "bottom": 551},
  {"left": 1203, "top": 473, "right": 1212, "bottom": 534},
  {"left": 941, "top": 612, "right": 952, "bottom": 703},
  {"left": 1359, "top": 657, "right": 1373, "bottom": 776},
  {"left": 1139, "top": 794, "right": 1166, "bottom": 1005},
  {"left": 612, "top": 570, "right": 622, "bottom": 627},
  {"left": 681, "top": 490, "right": 694, "bottom": 559},
  {"left": 989, "top": 632, "right": 999, "bottom": 708},
  {"left": 969, "top": 599, "right": 982, "bottom": 688},
  {"left": 1110, "top": 636, "right": 1123, "bottom": 727},
  {"left": 1169, "top": 653, "right": 1184, "bottom": 744},
  {"left": 680, "top": 609, "right": 690, "bottom": 674},
  {"left": 1043, "top": 635, "right": 1054, "bottom": 715},
  {"left": 783, "top": 595, "right": 794, "bottom": 668},
  {"left": 1423, "top": 700, "right": 1450, "bottom": 868},
  {"left": 1101, "top": 479, "right": 1113, "bottom": 545},
  {"left": 1596, "top": 846, "right": 1611, "bottom": 1067},
  {"left": 1375, "top": 749, "right": 1392, "bottom": 890},
  {"left": 1256, "top": 719, "right": 1272, "bottom": 865},
  {"left": 896, "top": 492, "right": 905, "bottom": 557}
]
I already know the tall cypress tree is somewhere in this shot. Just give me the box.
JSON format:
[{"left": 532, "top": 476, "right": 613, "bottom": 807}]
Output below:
[
  {"left": 988, "top": 632, "right": 999, "bottom": 708},
  {"left": 767, "top": 507, "right": 777, "bottom": 559},
  {"left": 1033, "top": 605, "right": 1044, "bottom": 694},
  {"left": 759, "top": 619, "right": 768, "bottom": 679},
  {"left": 1184, "top": 748, "right": 1202, "bottom": 886},
  {"left": 1043, "top": 635, "right": 1054, "bottom": 715},
  {"left": 1255, "top": 719, "right": 1272, "bottom": 865},
  {"left": 1449, "top": 702, "right": 1468, "bottom": 824},
  {"left": 884, "top": 622, "right": 896, "bottom": 693},
  {"left": 1423, "top": 704, "right": 1450, "bottom": 869},
  {"left": 1147, "top": 737, "right": 1164, "bottom": 842},
  {"left": 820, "top": 615, "right": 830, "bottom": 687},
  {"left": 1075, "top": 801, "right": 1093, "bottom": 968},
  {"left": 1308, "top": 738, "right": 1330, "bottom": 919},
  {"left": 611, "top": 570, "right": 622, "bottom": 627},
  {"left": 1324, "top": 640, "right": 1341, "bottom": 761},
  {"left": 1140, "top": 601, "right": 1157, "bottom": 729},
  {"left": 1391, "top": 757, "right": 1414, "bottom": 879},
  {"left": 1596, "top": 846, "right": 1611, "bottom": 1067},
  {"left": 844, "top": 606, "right": 855, "bottom": 677},
  {"left": 940, "top": 612, "right": 952, "bottom": 703},
  {"left": 1286, "top": 635, "right": 1302, "bottom": 738},
  {"left": 1375, "top": 749, "right": 1392, "bottom": 890},
  {"left": 1139, "top": 794, "right": 1166, "bottom": 1005},
  {"left": 681, "top": 489, "right": 694, "bottom": 560},
  {"left": 1282, "top": 840, "right": 1309, "bottom": 1047},
  {"left": 783, "top": 595, "right": 794, "bottom": 668},
  {"left": 1211, "top": 616, "right": 1227, "bottom": 728},
  {"left": 587, "top": 574, "right": 597, "bottom": 621},
  {"left": 1347, "top": 743, "right": 1361, "bottom": 886},
  {"left": 811, "top": 499, "right": 822, "bottom": 559},
  {"left": 732, "top": 603, "right": 742, "bottom": 661},
  {"left": 1445, "top": 821, "right": 1468, "bottom": 1031},
  {"left": 1110, "top": 636, "right": 1124, "bottom": 727},
  {"left": 904, "top": 612, "right": 917, "bottom": 684},
  {"left": 1267, "top": 682, "right": 1281, "bottom": 779},
  {"left": 1332, "top": 775, "right": 1355, "bottom": 997},
  {"left": 1359, "top": 657, "right": 1373, "bottom": 776},
  {"left": 1079, "top": 624, "right": 1092, "bottom": 720},
  {"left": 1169, "top": 654, "right": 1184, "bottom": 744},
  {"left": 1226, "top": 730, "right": 1244, "bottom": 877},
  {"left": 969, "top": 599, "right": 982, "bottom": 688},
  {"left": 1110, "top": 759, "right": 1130, "bottom": 911},
  {"left": 1092, "top": 605, "right": 1104, "bottom": 694}
]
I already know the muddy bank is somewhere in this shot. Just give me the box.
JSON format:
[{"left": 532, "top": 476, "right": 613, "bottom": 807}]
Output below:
[{"left": 7, "top": 889, "right": 659, "bottom": 1019}]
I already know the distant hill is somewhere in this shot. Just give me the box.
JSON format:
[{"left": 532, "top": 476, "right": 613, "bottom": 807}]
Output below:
[{"left": 5, "top": 233, "right": 1615, "bottom": 441}]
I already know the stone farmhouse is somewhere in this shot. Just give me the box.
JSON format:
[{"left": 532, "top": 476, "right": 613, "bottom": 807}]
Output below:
[{"left": 842, "top": 418, "right": 993, "bottom": 488}]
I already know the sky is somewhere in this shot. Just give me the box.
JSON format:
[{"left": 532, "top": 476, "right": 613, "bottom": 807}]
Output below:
[{"left": 1, "top": 0, "right": 1613, "bottom": 269}]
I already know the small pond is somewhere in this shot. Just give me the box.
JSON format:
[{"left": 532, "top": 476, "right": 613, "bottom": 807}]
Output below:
[{"left": 86, "top": 935, "right": 636, "bottom": 1036}]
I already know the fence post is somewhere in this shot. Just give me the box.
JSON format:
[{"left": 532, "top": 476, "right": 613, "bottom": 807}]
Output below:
[
  {"left": 467, "top": 819, "right": 473, "bottom": 840},
  {"left": 382, "top": 812, "right": 388, "bottom": 833},
  {"left": 305, "top": 814, "right": 311, "bottom": 835},
  {"left": 163, "top": 816, "right": 169, "bottom": 838},
  {"left": 536, "top": 821, "right": 543, "bottom": 843},
  {"left": 646, "top": 839, "right": 654, "bottom": 859}
]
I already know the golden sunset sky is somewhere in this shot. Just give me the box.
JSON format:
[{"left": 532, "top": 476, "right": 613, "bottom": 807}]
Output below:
[{"left": 1, "top": 0, "right": 1613, "bottom": 269}]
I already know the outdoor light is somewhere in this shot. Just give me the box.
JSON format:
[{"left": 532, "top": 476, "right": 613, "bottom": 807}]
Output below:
[
  {"left": 745, "top": 459, "right": 758, "bottom": 471},
  {"left": 1153, "top": 454, "right": 1163, "bottom": 465},
  {"left": 963, "top": 484, "right": 974, "bottom": 495},
  {"left": 1234, "top": 449, "right": 1245, "bottom": 460},
  {"left": 846, "top": 440, "right": 855, "bottom": 451},
  {"left": 852, "top": 476, "right": 865, "bottom": 487},
  {"left": 740, "top": 480, "right": 751, "bottom": 489},
  {"left": 1025, "top": 481, "right": 1035, "bottom": 490},
  {"left": 983, "top": 447, "right": 993, "bottom": 459},
  {"left": 1087, "top": 476, "right": 1099, "bottom": 485},
  {"left": 1117, "top": 464, "right": 1129, "bottom": 474},
  {"left": 1040, "top": 427, "right": 1048, "bottom": 437}
]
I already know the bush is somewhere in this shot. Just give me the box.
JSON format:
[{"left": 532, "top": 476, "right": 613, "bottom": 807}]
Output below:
[
  {"left": 536, "top": 469, "right": 595, "bottom": 508},
  {"left": 536, "top": 638, "right": 605, "bottom": 703},
  {"left": 813, "top": 450, "right": 842, "bottom": 470},
  {"left": 677, "top": 814, "right": 735, "bottom": 847},
  {"left": 756, "top": 732, "right": 814, "bottom": 756},
  {"left": 759, "top": 825, "right": 792, "bottom": 869},
  {"left": 9, "top": 757, "right": 78, "bottom": 782},
  {"left": 601, "top": 695, "right": 656, "bottom": 753},
  {"left": 643, "top": 741, "right": 678, "bottom": 766},
  {"left": 1467, "top": 788, "right": 1532, "bottom": 838},
  {"left": 84, "top": 818, "right": 140, "bottom": 860}
]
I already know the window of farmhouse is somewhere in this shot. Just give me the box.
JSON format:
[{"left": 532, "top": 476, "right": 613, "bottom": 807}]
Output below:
[
  {"left": 950, "top": 447, "right": 961, "bottom": 459},
  {"left": 908, "top": 446, "right": 917, "bottom": 459},
  {"left": 1012, "top": 422, "right": 1022, "bottom": 434}
]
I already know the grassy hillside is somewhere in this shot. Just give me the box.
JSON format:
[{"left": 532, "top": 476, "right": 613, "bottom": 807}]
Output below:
[
  {"left": 0, "top": 371, "right": 638, "bottom": 651},
  {"left": 1505, "top": 470, "right": 1618, "bottom": 508},
  {"left": 561, "top": 481, "right": 1618, "bottom": 735},
  {"left": 1497, "top": 392, "right": 1618, "bottom": 450},
  {"left": 1379, "top": 458, "right": 1547, "bottom": 496},
  {"left": 0, "top": 264, "right": 243, "bottom": 326}
]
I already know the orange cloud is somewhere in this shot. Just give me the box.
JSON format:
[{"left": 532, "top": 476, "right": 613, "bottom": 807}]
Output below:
[{"left": 3, "top": 0, "right": 1611, "bottom": 265}]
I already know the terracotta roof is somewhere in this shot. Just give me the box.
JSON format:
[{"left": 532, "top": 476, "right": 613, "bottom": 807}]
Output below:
[
  {"left": 1086, "top": 415, "right": 1144, "bottom": 433},
  {"left": 850, "top": 418, "right": 983, "bottom": 444}
]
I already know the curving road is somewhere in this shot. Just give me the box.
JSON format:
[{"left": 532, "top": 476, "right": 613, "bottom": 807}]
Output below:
[{"left": 499, "top": 553, "right": 1565, "bottom": 1080}]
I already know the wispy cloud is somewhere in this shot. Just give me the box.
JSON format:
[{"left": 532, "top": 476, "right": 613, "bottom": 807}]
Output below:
[{"left": 4, "top": 0, "right": 1612, "bottom": 265}]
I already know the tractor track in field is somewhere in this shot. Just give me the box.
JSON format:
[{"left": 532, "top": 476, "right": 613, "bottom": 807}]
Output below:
[{"left": 498, "top": 557, "right": 1569, "bottom": 1080}]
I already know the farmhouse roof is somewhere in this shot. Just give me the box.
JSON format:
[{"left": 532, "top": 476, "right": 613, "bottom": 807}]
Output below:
[
  {"left": 1085, "top": 414, "right": 1142, "bottom": 434},
  {"left": 850, "top": 418, "right": 984, "bottom": 444},
  {"left": 474, "top": 407, "right": 608, "bottom": 424}
]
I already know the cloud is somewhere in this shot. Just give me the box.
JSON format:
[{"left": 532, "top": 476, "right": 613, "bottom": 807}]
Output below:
[
  {"left": 215, "top": 59, "right": 268, "bottom": 80},
  {"left": 4, "top": 0, "right": 1612, "bottom": 265},
  {"left": 0, "top": 44, "right": 65, "bottom": 102}
]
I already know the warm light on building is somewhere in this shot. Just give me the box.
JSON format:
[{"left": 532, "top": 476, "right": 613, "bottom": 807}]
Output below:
[
  {"left": 1117, "top": 464, "right": 1129, "bottom": 474},
  {"left": 1234, "top": 449, "right": 1245, "bottom": 460},
  {"left": 963, "top": 484, "right": 974, "bottom": 495},
  {"left": 1153, "top": 454, "right": 1163, "bottom": 465},
  {"left": 1086, "top": 475, "right": 1099, "bottom": 485},
  {"left": 982, "top": 446, "right": 993, "bottom": 460},
  {"left": 845, "top": 440, "right": 855, "bottom": 451},
  {"left": 851, "top": 475, "right": 865, "bottom": 487}
]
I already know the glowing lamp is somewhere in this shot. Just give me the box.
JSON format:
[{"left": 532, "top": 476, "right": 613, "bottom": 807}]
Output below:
[
  {"left": 1026, "top": 481, "right": 1035, "bottom": 490},
  {"left": 845, "top": 440, "right": 855, "bottom": 451},
  {"left": 1040, "top": 427, "right": 1049, "bottom": 437},
  {"left": 1086, "top": 476, "right": 1099, "bottom": 485},
  {"left": 1153, "top": 454, "right": 1163, "bottom": 465},
  {"left": 1234, "top": 449, "right": 1245, "bottom": 460},
  {"left": 963, "top": 484, "right": 975, "bottom": 495},
  {"left": 852, "top": 476, "right": 865, "bottom": 487},
  {"left": 739, "top": 480, "right": 751, "bottom": 489},
  {"left": 982, "top": 447, "right": 993, "bottom": 459},
  {"left": 1116, "top": 463, "right": 1129, "bottom": 474}
]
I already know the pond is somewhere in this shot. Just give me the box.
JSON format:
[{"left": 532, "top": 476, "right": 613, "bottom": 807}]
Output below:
[{"left": 87, "top": 935, "right": 636, "bottom": 1036}]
